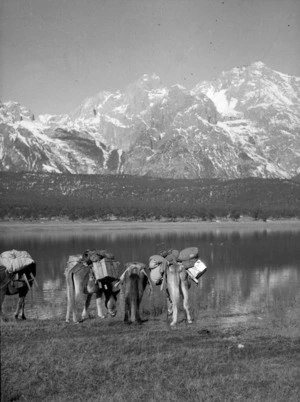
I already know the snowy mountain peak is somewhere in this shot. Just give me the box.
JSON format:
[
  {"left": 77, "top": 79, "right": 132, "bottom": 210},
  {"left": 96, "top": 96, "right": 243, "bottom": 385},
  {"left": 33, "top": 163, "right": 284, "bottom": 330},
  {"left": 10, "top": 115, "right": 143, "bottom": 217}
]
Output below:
[
  {"left": 250, "top": 61, "right": 266, "bottom": 68},
  {"left": 69, "top": 91, "right": 116, "bottom": 120},
  {"left": 170, "top": 84, "right": 188, "bottom": 92},
  {"left": 128, "top": 73, "right": 162, "bottom": 92},
  {"left": 193, "top": 61, "right": 300, "bottom": 115},
  {"left": 0, "top": 100, "right": 34, "bottom": 124},
  {"left": 1, "top": 62, "right": 299, "bottom": 179}
]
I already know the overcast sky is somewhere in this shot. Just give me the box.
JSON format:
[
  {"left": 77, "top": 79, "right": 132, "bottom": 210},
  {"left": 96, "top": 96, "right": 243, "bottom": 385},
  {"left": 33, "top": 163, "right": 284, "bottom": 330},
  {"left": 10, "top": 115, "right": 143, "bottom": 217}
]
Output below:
[{"left": 0, "top": 0, "right": 299, "bottom": 115}]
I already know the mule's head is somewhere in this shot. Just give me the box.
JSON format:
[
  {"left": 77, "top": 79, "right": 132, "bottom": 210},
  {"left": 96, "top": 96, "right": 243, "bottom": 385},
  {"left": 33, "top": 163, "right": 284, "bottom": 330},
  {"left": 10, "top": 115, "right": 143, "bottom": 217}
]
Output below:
[{"left": 104, "top": 286, "right": 120, "bottom": 317}]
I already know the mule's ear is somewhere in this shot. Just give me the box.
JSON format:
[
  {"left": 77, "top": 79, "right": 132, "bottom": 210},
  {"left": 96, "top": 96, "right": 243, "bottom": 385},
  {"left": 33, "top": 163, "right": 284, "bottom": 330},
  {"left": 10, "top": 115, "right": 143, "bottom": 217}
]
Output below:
[{"left": 113, "top": 289, "right": 120, "bottom": 296}]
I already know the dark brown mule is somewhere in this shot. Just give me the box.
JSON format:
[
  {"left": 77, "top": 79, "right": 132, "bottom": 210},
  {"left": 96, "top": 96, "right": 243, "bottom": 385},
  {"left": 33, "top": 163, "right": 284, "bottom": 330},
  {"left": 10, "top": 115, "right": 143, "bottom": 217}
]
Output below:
[
  {"left": 118, "top": 262, "right": 152, "bottom": 324},
  {"left": 65, "top": 262, "right": 120, "bottom": 323},
  {"left": 0, "top": 263, "right": 37, "bottom": 321}
]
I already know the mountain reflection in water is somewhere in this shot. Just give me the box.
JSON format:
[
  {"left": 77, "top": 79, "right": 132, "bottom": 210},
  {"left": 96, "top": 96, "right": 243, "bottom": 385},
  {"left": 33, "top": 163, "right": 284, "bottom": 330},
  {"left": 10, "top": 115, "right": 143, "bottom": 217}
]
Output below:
[{"left": 1, "top": 225, "right": 299, "bottom": 322}]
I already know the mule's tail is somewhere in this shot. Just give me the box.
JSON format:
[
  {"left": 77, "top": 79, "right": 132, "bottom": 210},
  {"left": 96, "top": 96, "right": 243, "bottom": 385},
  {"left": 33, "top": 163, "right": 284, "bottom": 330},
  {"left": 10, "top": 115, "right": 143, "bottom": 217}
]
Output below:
[
  {"left": 65, "top": 269, "right": 76, "bottom": 322},
  {"left": 165, "top": 264, "right": 182, "bottom": 326},
  {"left": 130, "top": 272, "right": 142, "bottom": 322}
]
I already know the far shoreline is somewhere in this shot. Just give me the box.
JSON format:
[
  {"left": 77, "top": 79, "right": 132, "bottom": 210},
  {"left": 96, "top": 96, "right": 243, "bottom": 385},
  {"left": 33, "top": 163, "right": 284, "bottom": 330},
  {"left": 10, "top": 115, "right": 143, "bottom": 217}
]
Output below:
[{"left": 1, "top": 218, "right": 300, "bottom": 234}]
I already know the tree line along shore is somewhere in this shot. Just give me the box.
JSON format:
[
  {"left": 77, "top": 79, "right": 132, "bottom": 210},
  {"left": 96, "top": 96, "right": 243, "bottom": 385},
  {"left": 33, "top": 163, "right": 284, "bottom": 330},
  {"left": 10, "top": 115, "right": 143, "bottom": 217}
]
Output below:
[{"left": 1, "top": 173, "right": 300, "bottom": 222}]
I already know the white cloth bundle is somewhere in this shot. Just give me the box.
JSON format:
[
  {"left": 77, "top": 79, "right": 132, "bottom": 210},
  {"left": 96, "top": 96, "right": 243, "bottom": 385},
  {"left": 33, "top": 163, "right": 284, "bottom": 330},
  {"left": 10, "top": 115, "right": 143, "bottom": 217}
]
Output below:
[{"left": 0, "top": 250, "right": 35, "bottom": 273}]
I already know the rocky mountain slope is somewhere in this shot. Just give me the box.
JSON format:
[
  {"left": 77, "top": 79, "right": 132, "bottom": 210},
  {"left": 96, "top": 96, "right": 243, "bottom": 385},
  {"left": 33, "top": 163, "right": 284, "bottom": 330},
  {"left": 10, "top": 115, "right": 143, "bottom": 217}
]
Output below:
[{"left": 1, "top": 62, "right": 299, "bottom": 179}]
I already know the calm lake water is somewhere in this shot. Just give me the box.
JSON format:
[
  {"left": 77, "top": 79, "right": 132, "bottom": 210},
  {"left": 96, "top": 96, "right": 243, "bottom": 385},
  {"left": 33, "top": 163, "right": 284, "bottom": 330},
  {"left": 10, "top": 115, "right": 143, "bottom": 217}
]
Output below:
[{"left": 1, "top": 222, "right": 300, "bottom": 324}]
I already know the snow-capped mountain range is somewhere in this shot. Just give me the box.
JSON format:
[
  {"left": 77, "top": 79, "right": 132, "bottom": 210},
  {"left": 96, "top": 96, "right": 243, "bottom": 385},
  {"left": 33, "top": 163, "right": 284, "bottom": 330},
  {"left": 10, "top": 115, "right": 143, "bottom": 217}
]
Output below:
[{"left": 1, "top": 61, "right": 300, "bottom": 179}]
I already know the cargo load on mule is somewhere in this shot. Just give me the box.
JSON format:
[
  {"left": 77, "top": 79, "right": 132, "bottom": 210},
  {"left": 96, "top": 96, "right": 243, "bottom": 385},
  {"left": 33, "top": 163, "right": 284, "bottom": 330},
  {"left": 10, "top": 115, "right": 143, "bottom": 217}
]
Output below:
[
  {"left": 65, "top": 254, "right": 85, "bottom": 272},
  {"left": 149, "top": 254, "right": 169, "bottom": 285},
  {"left": 0, "top": 250, "right": 35, "bottom": 273},
  {"left": 148, "top": 248, "right": 180, "bottom": 286},
  {"left": 177, "top": 247, "right": 207, "bottom": 283},
  {"left": 0, "top": 249, "right": 37, "bottom": 292},
  {"left": 66, "top": 249, "right": 120, "bottom": 283},
  {"left": 83, "top": 249, "right": 120, "bottom": 282},
  {"left": 148, "top": 247, "right": 207, "bottom": 285}
]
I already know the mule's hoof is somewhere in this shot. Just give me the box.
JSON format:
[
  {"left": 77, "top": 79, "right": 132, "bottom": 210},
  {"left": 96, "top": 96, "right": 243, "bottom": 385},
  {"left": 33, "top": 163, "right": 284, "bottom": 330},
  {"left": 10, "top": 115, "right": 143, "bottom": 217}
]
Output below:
[
  {"left": 71, "top": 318, "right": 81, "bottom": 323},
  {"left": 133, "top": 320, "right": 142, "bottom": 325},
  {"left": 170, "top": 322, "right": 177, "bottom": 326},
  {"left": 98, "top": 315, "right": 106, "bottom": 319},
  {"left": 187, "top": 320, "right": 193, "bottom": 324}
]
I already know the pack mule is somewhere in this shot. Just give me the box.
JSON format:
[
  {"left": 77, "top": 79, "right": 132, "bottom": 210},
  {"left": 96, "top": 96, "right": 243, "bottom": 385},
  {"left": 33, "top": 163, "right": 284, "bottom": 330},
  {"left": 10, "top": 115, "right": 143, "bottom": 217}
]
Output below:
[{"left": 65, "top": 261, "right": 120, "bottom": 323}]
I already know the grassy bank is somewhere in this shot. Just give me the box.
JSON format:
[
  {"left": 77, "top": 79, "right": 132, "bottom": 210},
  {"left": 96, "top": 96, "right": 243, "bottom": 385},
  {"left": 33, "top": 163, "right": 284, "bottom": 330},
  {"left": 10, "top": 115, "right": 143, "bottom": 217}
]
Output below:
[
  {"left": 1, "top": 310, "right": 300, "bottom": 402},
  {"left": 1, "top": 218, "right": 300, "bottom": 233}
]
